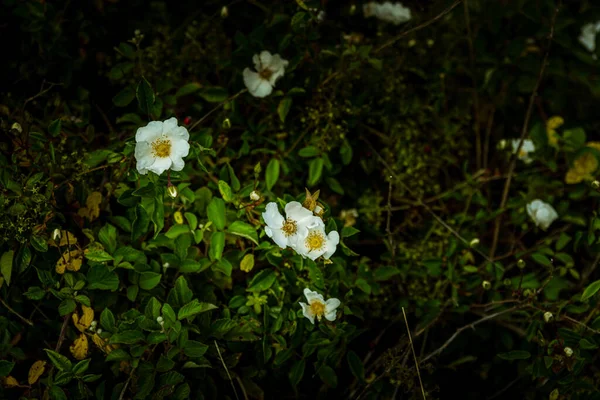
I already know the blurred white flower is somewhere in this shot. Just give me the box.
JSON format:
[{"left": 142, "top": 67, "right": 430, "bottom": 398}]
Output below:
[
  {"left": 299, "top": 288, "right": 340, "bottom": 324},
  {"left": 511, "top": 139, "right": 535, "bottom": 163},
  {"left": 579, "top": 22, "right": 600, "bottom": 54},
  {"left": 243, "top": 51, "right": 289, "bottom": 98},
  {"left": 363, "top": 1, "right": 411, "bottom": 25},
  {"left": 135, "top": 117, "right": 190, "bottom": 175},
  {"left": 526, "top": 199, "right": 558, "bottom": 230},
  {"left": 250, "top": 190, "right": 261, "bottom": 201},
  {"left": 294, "top": 220, "right": 339, "bottom": 260},
  {"left": 262, "top": 201, "right": 316, "bottom": 249}
]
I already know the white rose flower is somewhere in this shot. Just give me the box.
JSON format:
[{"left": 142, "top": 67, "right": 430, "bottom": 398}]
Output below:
[
  {"left": 298, "top": 288, "right": 340, "bottom": 324},
  {"left": 511, "top": 139, "right": 535, "bottom": 163},
  {"left": 134, "top": 117, "right": 190, "bottom": 175},
  {"left": 262, "top": 201, "right": 317, "bottom": 249},
  {"left": 579, "top": 22, "right": 600, "bottom": 54},
  {"left": 294, "top": 220, "right": 340, "bottom": 261},
  {"left": 526, "top": 199, "right": 558, "bottom": 230},
  {"left": 363, "top": 2, "right": 411, "bottom": 25},
  {"left": 243, "top": 51, "right": 289, "bottom": 98}
]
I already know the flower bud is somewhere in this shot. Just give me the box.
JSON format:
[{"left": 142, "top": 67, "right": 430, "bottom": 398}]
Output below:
[
  {"left": 11, "top": 122, "right": 22, "bottom": 134},
  {"left": 549, "top": 389, "right": 559, "bottom": 400},
  {"left": 220, "top": 6, "right": 229, "bottom": 18},
  {"left": 543, "top": 311, "right": 553, "bottom": 323},
  {"left": 52, "top": 228, "right": 62, "bottom": 242},
  {"left": 469, "top": 238, "right": 480, "bottom": 247},
  {"left": 564, "top": 347, "right": 573, "bottom": 357},
  {"left": 482, "top": 280, "right": 491, "bottom": 290},
  {"left": 167, "top": 185, "right": 178, "bottom": 198},
  {"left": 156, "top": 316, "right": 164, "bottom": 324},
  {"left": 222, "top": 118, "right": 231, "bottom": 129},
  {"left": 91, "top": 320, "right": 98, "bottom": 328},
  {"left": 163, "top": 262, "right": 170, "bottom": 269},
  {"left": 96, "top": 328, "right": 103, "bottom": 335},
  {"left": 517, "top": 259, "right": 526, "bottom": 269},
  {"left": 174, "top": 211, "right": 184, "bottom": 224},
  {"left": 250, "top": 190, "right": 260, "bottom": 201},
  {"left": 592, "top": 180, "right": 600, "bottom": 190}
]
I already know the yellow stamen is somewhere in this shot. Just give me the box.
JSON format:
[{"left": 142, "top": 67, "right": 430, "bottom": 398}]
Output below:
[
  {"left": 281, "top": 218, "right": 297, "bottom": 237},
  {"left": 151, "top": 137, "right": 172, "bottom": 158},
  {"left": 305, "top": 230, "right": 325, "bottom": 252},
  {"left": 259, "top": 68, "right": 273, "bottom": 80},
  {"left": 309, "top": 301, "right": 325, "bottom": 320}
]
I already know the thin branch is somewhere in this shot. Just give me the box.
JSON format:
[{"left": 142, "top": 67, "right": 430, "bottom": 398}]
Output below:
[
  {"left": 214, "top": 340, "right": 240, "bottom": 400},
  {"left": 118, "top": 367, "right": 137, "bottom": 400},
  {"left": 489, "top": 4, "right": 560, "bottom": 260},
  {"left": 386, "top": 176, "right": 396, "bottom": 259},
  {"left": 375, "top": 0, "right": 463, "bottom": 53},
  {"left": 562, "top": 315, "right": 600, "bottom": 335},
  {"left": 189, "top": 89, "right": 247, "bottom": 133},
  {"left": 402, "top": 307, "right": 426, "bottom": 400},
  {"left": 55, "top": 313, "right": 72, "bottom": 352},
  {"left": 463, "top": 0, "right": 481, "bottom": 170},
  {"left": 0, "top": 297, "right": 34, "bottom": 326}
]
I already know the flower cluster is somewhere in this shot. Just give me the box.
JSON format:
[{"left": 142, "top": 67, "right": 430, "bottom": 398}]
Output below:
[
  {"left": 262, "top": 199, "right": 339, "bottom": 261},
  {"left": 363, "top": 2, "right": 412, "bottom": 25}
]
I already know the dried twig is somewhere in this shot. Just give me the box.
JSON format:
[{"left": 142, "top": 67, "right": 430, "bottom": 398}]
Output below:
[
  {"left": 0, "top": 297, "right": 34, "bottom": 327},
  {"left": 215, "top": 340, "right": 240, "bottom": 400},
  {"left": 402, "top": 307, "right": 426, "bottom": 400}
]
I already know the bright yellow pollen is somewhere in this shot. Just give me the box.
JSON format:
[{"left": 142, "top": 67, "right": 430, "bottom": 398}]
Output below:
[
  {"left": 151, "top": 137, "right": 172, "bottom": 158},
  {"left": 305, "top": 230, "right": 325, "bottom": 252},
  {"left": 309, "top": 301, "right": 325, "bottom": 319},
  {"left": 281, "top": 218, "right": 297, "bottom": 237}
]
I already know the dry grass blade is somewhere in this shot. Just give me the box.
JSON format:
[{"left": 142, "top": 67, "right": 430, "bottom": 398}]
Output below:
[{"left": 402, "top": 307, "right": 426, "bottom": 400}]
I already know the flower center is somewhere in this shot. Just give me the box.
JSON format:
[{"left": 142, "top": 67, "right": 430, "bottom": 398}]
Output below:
[
  {"left": 309, "top": 301, "right": 325, "bottom": 319},
  {"left": 151, "top": 137, "right": 172, "bottom": 158},
  {"left": 281, "top": 218, "right": 297, "bottom": 237},
  {"left": 305, "top": 230, "right": 325, "bottom": 252},
  {"left": 259, "top": 68, "right": 273, "bottom": 80},
  {"left": 518, "top": 149, "right": 527, "bottom": 158}
]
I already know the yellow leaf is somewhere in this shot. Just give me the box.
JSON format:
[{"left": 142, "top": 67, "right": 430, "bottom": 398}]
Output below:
[
  {"left": 56, "top": 249, "right": 83, "bottom": 274},
  {"left": 546, "top": 116, "right": 564, "bottom": 131},
  {"left": 48, "top": 230, "right": 78, "bottom": 247},
  {"left": 28, "top": 360, "right": 47, "bottom": 385},
  {"left": 573, "top": 152, "right": 598, "bottom": 175},
  {"left": 547, "top": 129, "right": 559, "bottom": 148},
  {"left": 85, "top": 191, "right": 102, "bottom": 221},
  {"left": 72, "top": 305, "right": 94, "bottom": 332},
  {"left": 240, "top": 254, "right": 254, "bottom": 273},
  {"left": 70, "top": 333, "right": 88, "bottom": 360},
  {"left": 92, "top": 333, "right": 116, "bottom": 354},
  {"left": 587, "top": 141, "right": 600, "bottom": 151},
  {"left": 2, "top": 376, "right": 19, "bottom": 388},
  {"left": 565, "top": 169, "right": 583, "bottom": 184},
  {"left": 174, "top": 211, "right": 184, "bottom": 225}
]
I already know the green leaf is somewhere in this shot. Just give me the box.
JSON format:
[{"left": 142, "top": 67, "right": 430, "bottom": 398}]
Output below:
[
  {"left": 208, "top": 231, "right": 225, "bottom": 261},
  {"left": 84, "top": 249, "right": 114, "bottom": 262},
  {"left": 342, "top": 227, "right": 360, "bottom": 238},
  {"left": 497, "top": 350, "right": 531, "bottom": 360},
  {"left": 151, "top": 193, "right": 165, "bottom": 239},
  {"left": 132, "top": 204, "right": 150, "bottom": 241},
  {"left": 265, "top": 159, "right": 280, "bottom": 191},
  {"left": 1, "top": 250, "right": 14, "bottom": 286},
  {"left": 228, "top": 221, "right": 259, "bottom": 245},
  {"left": 136, "top": 78, "right": 155, "bottom": 115},
  {"left": 44, "top": 349, "right": 72, "bottom": 371},
  {"left": 31, "top": 235, "right": 49, "bottom": 252},
  {"left": 48, "top": 118, "right": 62, "bottom": 137},
  {"left": 581, "top": 280, "right": 600, "bottom": 301},
  {"left": 86, "top": 265, "right": 119, "bottom": 291},
  {"left": 144, "top": 297, "right": 161, "bottom": 320},
  {"left": 531, "top": 253, "right": 552, "bottom": 268},
  {"left": 278, "top": 97, "right": 293, "bottom": 122},
  {"left": 183, "top": 341, "right": 209, "bottom": 357},
  {"left": 109, "top": 330, "right": 144, "bottom": 345},
  {"left": 307, "top": 158, "right": 324, "bottom": 187},
  {"left": 100, "top": 308, "right": 116, "bottom": 332},
  {"left": 175, "top": 82, "right": 202, "bottom": 98},
  {"left": 347, "top": 351, "right": 365, "bottom": 381},
  {"left": 374, "top": 266, "right": 401, "bottom": 281},
  {"left": 298, "top": 146, "right": 319, "bottom": 158},
  {"left": 165, "top": 224, "right": 190, "bottom": 239},
  {"left": 112, "top": 86, "right": 136, "bottom": 107},
  {"left": 58, "top": 299, "right": 77, "bottom": 316},
  {"left": 49, "top": 386, "right": 68, "bottom": 400},
  {"left": 326, "top": 177, "right": 344, "bottom": 195},
  {"left": 318, "top": 365, "right": 337, "bottom": 388},
  {"left": 72, "top": 359, "right": 90, "bottom": 375},
  {"left": 207, "top": 198, "right": 226, "bottom": 230},
  {"left": 177, "top": 299, "right": 218, "bottom": 320},
  {"left": 199, "top": 87, "right": 229, "bottom": 102},
  {"left": 289, "top": 360, "right": 305, "bottom": 388},
  {"left": 247, "top": 270, "right": 276, "bottom": 292},
  {"left": 169, "top": 276, "right": 193, "bottom": 307},
  {"left": 218, "top": 180, "right": 233, "bottom": 203},
  {"left": 0, "top": 360, "right": 15, "bottom": 377},
  {"left": 99, "top": 224, "right": 118, "bottom": 254},
  {"left": 139, "top": 272, "right": 161, "bottom": 290}
]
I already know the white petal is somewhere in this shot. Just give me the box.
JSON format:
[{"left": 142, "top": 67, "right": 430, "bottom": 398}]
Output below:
[
  {"left": 162, "top": 117, "right": 179, "bottom": 135},
  {"left": 146, "top": 157, "right": 172, "bottom": 176},
  {"left": 264, "top": 226, "right": 274, "bottom": 238},
  {"left": 323, "top": 230, "right": 340, "bottom": 259},
  {"left": 251, "top": 80, "right": 273, "bottom": 98},
  {"left": 258, "top": 50, "right": 273, "bottom": 70},
  {"left": 169, "top": 125, "right": 190, "bottom": 141},
  {"left": 285, "top": 202, "right": 314, "bottom": 222},
  {"left": 243, "top": 69, "right": 272, "bottom": 98},
  {"left": 325, "top": 298, "right": 341, "bottom": 313},
  {"left": 171, "top": 138, "right": 190, "bottom": 158},
  {"left": 299, "top": 302, "right": 315, "bottom": 324},
  {"left": 136, "top": 121, "right": 163, "bottom": 143},
  {"left": 304, "top": 288, "right": 324, "bottom": 304},
  {"left": 170, "top": 156, "right": 185, "bottom": 171},
  {"left": 324, "top": 310, "right": 337, "bottom": 322},
  {"left": 262, "top": 202, "right": 284, "bottom": 229},
  {"left": 271, "top": 228, "right": 288, "bottom": 249}
]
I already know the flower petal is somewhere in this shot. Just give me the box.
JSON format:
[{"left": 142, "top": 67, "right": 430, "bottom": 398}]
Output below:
[
  {"left": 325, "top": 298, "right": 341, "bottom": 313},
  {"left": 263, "top": 202, "right": 284, "bottom": 229},
  {"left": 146, "top": 157, "right": 172, "bottom": 176},
  {"left": 136, "top": 121, "right": 163, "bottom": 143},
  {"left": 170, "top": 156, "right": 185, "bottom": 171},
  {"left": 285, "top": 201, "right": 314, "bottom": 222},
  {"left": 243, "top": 68, "right": 272, "bottom": 98},
  {"left": 324, "top": 310, "right": 337, "bottom": 322},
  {"left": 171, "top": 138, "right": 190, "bottom": 158},
  {"left": 258, "top": 50, "right": 273, "bottom": 70},
  {"left": 299, "top": 302, "right": 315, "bottom": 324},
  {"left": 162, "top": 117, "right": 179, "bottom": 135},
  {"left": 271, "top": 228, "right": 288, "bottom": 249},
  {"left": 323, "top": 230, "right": 340, "bottom": 259},
  {"left": 303, "top": 288, "right": 324, "bottom": 304}
]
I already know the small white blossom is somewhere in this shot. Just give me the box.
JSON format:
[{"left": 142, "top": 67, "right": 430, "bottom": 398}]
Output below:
[
  {"left": 96, "top": 328, "right": 103, "bottom": 335},
  {"left": 511, "top": 139, "right": 535, "bottom": 163},
  {"left": 363, "top": 2, "right": 411, "bottom": 25},
  {"left": 156, "top": 316, "right": 164, "bottom": 324},
  {"left": 243, "top": 51, "right": 289, "bottom": 98},
  {"left": 526, "top": 199, "right": 558, "bottom": 230},
  {"left": 298, "top": 288, "right": 340, "bottom": 324},
  {"left": 579, "top": 22, "right": 600, "bottom": 54},
  {"left": 52, "top": 228, "right": 62, "bottom": 242},
  {"left": 135, "top": 117, "right": 190, "bottom": 175},
  {"left": 564, "top": 347, "right": 574, "bottom": 357},
  {"left": 163, "top": 262, "right": 170, "bottom": 269},
  {"left": 543, "top": 312, "right": 553, "bottom": 323},
  {"left": 250, "top": 190, "right": 261, "bottom": 201},
  {"left": 294, "top": 219, "right": 340, "bottom": 261},
  {"left": 262, "top": 202, "right": 317, "bottom": 249}
]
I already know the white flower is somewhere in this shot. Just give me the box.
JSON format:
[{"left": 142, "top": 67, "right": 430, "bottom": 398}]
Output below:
[
  {"left": 134, "top": 117, "right": 190, "bottom": 175},
  {"left": 363, "top": 2, "right": 411, "bottom": 25},
  {"left": 262, "top": 201, "right": 317, "bottom": 249},
  {"left": 511, "top": 139, "right": 535, "bottom": 163},
  {"left": 250, "top": 190, "right": 261, "bottom": 201},
  {"left": 243, "top": 51, "right": 289, "bottom": 98},
  {"left": 579, "top": 22, "right": 600, "bottom": 54},
  {"left": 294, "top": 220, "right": 340, "bottom": 261},
  {"left": 526, "top": 199, "right": 558, "bottom": 230},
  {"left": 298, "top": 288, "right": 340, "bottom": 324}
]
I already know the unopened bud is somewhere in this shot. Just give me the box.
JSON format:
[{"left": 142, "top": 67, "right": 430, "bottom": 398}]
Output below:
[
  {"left": 11, "top": 122, "right": 22, "bottom": 133},
  {"left": 482, "top": 280, "right": 491, "bottom": 290},
  {"left": 564, "top": 347, "right": 573, "bottom": 357},
  {"left": 427, "top": 39, "right": 434, "bottom": 47},
  {"left": 408, "top": 39, "right": 416, "bottom": 47},
  {"left": 250, "top": 190, "right": 260, "bottom": 201},
  {"left": 96, "top": 328, "right": 103, "bottom": 335},
  {"left": 592, "top": 180, "right": 600, "bottom": 190},
  {"left": 316, "top": 10, "right": 326, "bottom": 23},
  {"left": 523, "top": 288, "right": 533, "bottom": 297},
  {"left": 222, "top": 118, "right": 231, "bottom": 129},
  {"left": 517, "top": 259, "right": 526, "bottom": 269},
  {"left": 91, "top": 320, "right": 98, "bottom": 328},
  {"left": 254, "top": 162, "right": 262, "bottom": 176},
  {"left": 469, "top": 238, "right": 480, "bottom": 247},
  {"left": 163, "top": 262, "right": 170, "bottom": 269},
  {"left": 156, "top": 316, "right": 164, "bottom": 324},
  {"left": 52, "top": 229, "right": 62, "bottom": 242},
  {"left": 220, "top": 6, "right": 229, "bottom": 18},
  {"left": 543, "top": 311, "right": 553, "bottom": 323},
  {"left": 167, "top": 185, "right": 178, "bottom": 198},
  {"left": 497, "top": 139, "right": 507, "bottom": 150},
  {"left": 134, "top": 29, "right": 141, "bottom": 36}
]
